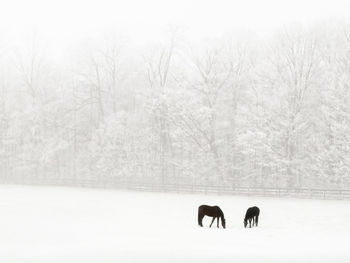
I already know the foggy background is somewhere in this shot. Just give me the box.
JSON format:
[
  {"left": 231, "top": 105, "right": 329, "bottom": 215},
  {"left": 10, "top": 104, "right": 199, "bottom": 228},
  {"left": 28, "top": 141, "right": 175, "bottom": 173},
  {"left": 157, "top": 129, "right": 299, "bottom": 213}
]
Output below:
[{"left": 1, "top": 0, "right": 350, "bottom": 190}]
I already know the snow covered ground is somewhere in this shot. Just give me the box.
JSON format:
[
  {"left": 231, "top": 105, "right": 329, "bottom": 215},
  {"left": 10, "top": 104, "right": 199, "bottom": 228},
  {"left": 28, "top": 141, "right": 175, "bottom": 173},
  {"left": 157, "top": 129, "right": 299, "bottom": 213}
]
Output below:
[{"left": 0, "top": 185, "right": 349, "bottom": 263}]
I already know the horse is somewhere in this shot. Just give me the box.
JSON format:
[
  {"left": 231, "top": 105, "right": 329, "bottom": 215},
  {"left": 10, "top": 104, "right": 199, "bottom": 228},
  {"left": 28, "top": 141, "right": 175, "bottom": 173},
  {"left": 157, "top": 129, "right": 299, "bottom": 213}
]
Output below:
[
  {"left": 244, "top": 206, "right": 260, "bottom": 228},
  {"left": 198, "top": 205, "right": 226, "bottom": 229}
]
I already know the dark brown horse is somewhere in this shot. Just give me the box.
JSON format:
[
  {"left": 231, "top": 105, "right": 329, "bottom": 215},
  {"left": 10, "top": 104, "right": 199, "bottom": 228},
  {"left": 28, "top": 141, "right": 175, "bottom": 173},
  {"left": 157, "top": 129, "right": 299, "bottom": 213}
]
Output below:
[
  {"left": 198, "top": 205, "right": 226, "bottom": 228},
  {"left": 244, "top": 206, "right": 260, "bottom": 228}
]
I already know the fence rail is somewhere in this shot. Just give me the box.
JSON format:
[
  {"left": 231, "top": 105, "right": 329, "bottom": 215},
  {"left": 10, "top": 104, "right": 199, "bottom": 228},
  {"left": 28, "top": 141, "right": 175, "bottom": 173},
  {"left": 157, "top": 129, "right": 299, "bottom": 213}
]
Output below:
[{"left": 2, "top": 177, "right": 350, "bottom": 200}]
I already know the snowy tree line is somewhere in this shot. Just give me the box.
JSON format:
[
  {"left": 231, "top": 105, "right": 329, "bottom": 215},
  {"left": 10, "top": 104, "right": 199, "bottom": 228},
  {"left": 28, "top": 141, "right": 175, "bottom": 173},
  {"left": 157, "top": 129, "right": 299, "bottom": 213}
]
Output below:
[{"left": 0, "top": 23, "right": 349, "bottom": 189}]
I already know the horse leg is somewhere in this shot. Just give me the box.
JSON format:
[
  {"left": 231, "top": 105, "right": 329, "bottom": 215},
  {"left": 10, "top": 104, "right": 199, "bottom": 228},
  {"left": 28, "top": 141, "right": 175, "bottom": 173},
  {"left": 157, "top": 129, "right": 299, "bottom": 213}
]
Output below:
[
  {"left": 217, "top": 217, "right": 219, "bottom": 228},
  {"left": 249, "top": 218, "right": 252, "bottom": 228},
  {"left": 255, "top": 215, "right": 259, "bottom": 227},
  {"left": 210, "top": 217, "right": 215, "bottom": 227}
]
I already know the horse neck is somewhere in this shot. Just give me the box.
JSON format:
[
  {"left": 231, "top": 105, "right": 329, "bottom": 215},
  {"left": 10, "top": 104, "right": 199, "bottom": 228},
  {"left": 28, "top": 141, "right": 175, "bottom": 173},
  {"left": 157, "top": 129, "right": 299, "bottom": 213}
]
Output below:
[{"left": 219, "top": 210, "right": 224, "bottom": 220}]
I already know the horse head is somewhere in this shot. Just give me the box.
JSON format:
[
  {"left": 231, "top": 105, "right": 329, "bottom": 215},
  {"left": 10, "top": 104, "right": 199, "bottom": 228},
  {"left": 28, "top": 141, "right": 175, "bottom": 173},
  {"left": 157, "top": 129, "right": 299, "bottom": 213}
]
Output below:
[
  {"left": 244, "top": 219, "right": 247, "bottom": 228},
  {"left": 222, "top": 218, "right": 226, "bottom": 229}
]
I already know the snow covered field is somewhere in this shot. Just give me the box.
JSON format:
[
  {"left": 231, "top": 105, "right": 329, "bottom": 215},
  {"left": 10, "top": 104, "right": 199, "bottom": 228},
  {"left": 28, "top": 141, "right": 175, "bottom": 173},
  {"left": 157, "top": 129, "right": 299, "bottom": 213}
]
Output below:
[{"left": 0, "top": 185, "right": 349, "bottom": 263}]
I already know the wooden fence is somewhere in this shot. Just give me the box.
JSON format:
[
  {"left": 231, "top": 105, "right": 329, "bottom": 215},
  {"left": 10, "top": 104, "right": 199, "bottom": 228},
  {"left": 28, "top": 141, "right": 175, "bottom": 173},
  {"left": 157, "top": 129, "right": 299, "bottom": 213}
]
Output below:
[{"left": 2, "top": 177, "right": 350, "bottom": 200}]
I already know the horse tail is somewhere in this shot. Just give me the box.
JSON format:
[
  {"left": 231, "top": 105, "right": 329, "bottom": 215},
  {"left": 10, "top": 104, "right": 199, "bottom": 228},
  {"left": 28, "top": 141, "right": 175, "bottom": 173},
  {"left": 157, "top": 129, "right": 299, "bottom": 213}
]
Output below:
[
  {"left": 256, "top": 207, "right": 260, "bottom": 216},
  {"left": 255, "top": 207, "right": 260, "bottom": 226},
  {"left": 198, "top": 207, "right": 202, "bottom": 226}
]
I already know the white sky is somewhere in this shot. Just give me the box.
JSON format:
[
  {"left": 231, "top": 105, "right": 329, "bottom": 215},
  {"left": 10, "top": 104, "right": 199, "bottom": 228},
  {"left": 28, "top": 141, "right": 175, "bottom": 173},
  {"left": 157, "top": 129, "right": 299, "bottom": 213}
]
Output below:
[{"left": 0, "top": 0, "right": 349, "bottom": 46}]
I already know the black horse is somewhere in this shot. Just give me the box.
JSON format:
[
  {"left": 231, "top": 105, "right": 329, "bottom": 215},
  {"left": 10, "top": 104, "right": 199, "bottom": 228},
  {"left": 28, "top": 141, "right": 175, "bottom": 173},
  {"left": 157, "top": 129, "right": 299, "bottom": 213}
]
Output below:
[
  {"left": 198, "top": 205, "right": 226, "bottom": 229},
  {"left": 244, "top": 206, "right": 260, "bottom": 228}
]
